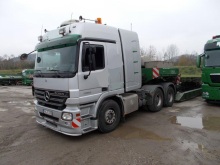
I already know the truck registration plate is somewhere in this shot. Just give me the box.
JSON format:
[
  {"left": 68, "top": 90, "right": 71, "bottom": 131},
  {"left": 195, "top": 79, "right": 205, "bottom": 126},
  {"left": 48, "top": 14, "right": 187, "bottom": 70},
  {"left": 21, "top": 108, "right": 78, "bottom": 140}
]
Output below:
[{"left": 43, "top": 109, "right": 52, "bottom": 116}]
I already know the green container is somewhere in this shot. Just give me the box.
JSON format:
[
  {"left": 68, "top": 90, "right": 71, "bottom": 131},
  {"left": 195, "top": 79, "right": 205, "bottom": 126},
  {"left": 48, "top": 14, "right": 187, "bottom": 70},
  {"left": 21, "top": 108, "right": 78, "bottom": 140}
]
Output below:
[{"left": 22, "top": 69, "right": 34, "bottom": 85}]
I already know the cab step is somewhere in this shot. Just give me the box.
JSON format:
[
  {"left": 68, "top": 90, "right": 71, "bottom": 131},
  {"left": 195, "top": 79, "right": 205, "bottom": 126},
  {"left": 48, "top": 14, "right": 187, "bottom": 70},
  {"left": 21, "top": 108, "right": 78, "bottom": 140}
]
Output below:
[
  {"left": 81, "top": 114, "right": 93, "bottom": 120},
  {"left": 82, "top": 127, "right": 96, "bottom": 134}
]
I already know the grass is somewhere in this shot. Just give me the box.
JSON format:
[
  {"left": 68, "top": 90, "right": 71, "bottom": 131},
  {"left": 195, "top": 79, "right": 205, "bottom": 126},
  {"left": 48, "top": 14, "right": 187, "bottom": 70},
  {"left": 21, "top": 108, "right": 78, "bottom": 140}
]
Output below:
[
  {"left": 175, "top": 66, "right": 202, "bottom": 78},
  {"left": 0, "top": 69, "right": 22, "bottom": 75},
  {"left": 181, "top": 74, "right": 201, "bottom": 78}
]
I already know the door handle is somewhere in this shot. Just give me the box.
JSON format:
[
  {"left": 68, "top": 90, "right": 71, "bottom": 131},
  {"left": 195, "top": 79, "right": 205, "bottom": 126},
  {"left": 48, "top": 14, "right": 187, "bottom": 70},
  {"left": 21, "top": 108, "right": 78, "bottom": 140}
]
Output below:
[{"left": 102, "top": 87, "right": 108, "bottom": 91}]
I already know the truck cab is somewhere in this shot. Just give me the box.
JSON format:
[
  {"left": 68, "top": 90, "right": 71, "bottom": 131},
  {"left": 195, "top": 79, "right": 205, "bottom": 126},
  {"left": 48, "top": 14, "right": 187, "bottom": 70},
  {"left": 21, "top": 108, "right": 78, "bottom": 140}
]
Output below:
[
  {"left": 197, "top": 35, "right": 220, "bottom": 102},
  {"left": 32, "top": 18, "right": 143, "bottom": 136}
]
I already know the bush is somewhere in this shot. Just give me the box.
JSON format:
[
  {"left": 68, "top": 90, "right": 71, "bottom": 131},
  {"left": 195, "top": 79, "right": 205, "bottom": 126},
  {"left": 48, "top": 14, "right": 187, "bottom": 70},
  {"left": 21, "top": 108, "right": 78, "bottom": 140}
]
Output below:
[{"left": 176, "top": 66, "right": 201, "bottom": 77}]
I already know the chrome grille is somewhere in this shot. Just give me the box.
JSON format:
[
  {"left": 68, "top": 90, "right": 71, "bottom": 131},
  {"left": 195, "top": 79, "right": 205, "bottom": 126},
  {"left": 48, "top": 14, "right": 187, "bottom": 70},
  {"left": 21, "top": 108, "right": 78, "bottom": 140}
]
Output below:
[{"left": 35, "top": 88, "right": 69, "bottom": 110}]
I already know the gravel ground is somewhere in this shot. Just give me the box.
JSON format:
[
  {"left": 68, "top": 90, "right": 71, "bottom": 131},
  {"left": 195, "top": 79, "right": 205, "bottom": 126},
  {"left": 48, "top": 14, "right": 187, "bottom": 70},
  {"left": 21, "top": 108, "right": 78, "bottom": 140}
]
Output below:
[{"left": 0, "top": 86, "right": 220, "bottom": 165}]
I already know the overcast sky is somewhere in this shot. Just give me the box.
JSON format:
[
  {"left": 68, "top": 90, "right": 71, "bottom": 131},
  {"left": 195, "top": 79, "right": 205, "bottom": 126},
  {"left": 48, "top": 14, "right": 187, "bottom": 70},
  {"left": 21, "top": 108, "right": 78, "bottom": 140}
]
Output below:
[{"left": 0, "top": 0, "right": 220, "bottom": 58}]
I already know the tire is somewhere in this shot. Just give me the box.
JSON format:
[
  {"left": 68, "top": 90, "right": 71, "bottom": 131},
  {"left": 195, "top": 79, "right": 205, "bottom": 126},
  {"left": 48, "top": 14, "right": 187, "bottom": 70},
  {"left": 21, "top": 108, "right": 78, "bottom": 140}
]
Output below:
[
  {"left": 98, "top": 100, "right": 121, "bottom": 133},
  {"left": 206, "top": 100, "right": 211, "bottom": 104},
  {"left": 164, "top": 86, "right": 175, "bottom": 107},
  {"left": 147, "top": 88, "right": 163, "bottom": 112},
  {"left": 16, "top": 81, "right": 22, "bottom": 85}
]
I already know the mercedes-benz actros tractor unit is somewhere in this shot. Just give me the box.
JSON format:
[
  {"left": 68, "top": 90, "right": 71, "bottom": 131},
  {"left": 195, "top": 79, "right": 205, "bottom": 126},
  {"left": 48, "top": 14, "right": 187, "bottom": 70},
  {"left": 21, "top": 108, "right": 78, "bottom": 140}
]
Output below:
[{"left": 21, "top": 17, "right": 183, "bottom": 136}]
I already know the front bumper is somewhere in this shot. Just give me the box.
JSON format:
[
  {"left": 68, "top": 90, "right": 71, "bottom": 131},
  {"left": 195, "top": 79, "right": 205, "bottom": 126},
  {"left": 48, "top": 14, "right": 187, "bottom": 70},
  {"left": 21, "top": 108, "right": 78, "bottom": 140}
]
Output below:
[
  {"left": 34, "top": 100, "right": 82, "bottom": 136},
  {"left": 202, "top": 84, "right": 220, "bottom": 101}
]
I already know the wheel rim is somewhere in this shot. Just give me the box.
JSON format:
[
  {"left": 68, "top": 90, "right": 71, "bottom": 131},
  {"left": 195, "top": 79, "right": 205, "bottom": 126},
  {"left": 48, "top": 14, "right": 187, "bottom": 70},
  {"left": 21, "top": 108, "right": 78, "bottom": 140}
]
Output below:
[
  {"left": 155, "top": 94, "right": 162, "bottom": 107},
  {"left": 105, "top": 109, "right": 116, "bottom": 125},
  {"left": 168, "top": 92, "right": 173, "bottom": 102}
]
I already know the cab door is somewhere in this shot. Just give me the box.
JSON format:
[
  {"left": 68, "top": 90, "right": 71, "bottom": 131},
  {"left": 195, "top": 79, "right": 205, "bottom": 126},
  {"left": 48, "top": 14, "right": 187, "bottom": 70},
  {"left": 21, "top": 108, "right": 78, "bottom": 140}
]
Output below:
[{"left": 78, "top": 41, "right": 108, "bottom": 103}]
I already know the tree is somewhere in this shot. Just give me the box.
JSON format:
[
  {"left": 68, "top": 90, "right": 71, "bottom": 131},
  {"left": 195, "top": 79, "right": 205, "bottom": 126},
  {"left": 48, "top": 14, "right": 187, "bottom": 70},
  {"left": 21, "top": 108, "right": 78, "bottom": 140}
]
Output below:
[
  {"left": 0, "top": 54, "right": 34, "bottom": 70},
  {"left": 147, "top": 45, "right": 157, "bottom": 60},
  {"left": 140, "top": 47, "right": 147, "bottom": 57},
  {"left": 175, "top": 54, "right": 197, "bottom": 66},
  {"left": 165, "top": 44, "right": 179, "bottom": 62},
  {"left": 140, "top": 45, "right": 157, "bottom": 61},
  {"left": 3, "top": 54, "right": 8, "bottom": 60}
]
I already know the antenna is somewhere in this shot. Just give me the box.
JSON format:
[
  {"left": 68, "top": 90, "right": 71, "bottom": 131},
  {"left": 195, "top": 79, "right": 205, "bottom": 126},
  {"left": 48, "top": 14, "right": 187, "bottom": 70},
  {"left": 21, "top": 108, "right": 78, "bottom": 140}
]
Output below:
[
  {"left": 41, "top": 25, "right": 43, "bottom": 35},
  {"left": 69, "top": 12, "right": 73, "bottom": 33}
]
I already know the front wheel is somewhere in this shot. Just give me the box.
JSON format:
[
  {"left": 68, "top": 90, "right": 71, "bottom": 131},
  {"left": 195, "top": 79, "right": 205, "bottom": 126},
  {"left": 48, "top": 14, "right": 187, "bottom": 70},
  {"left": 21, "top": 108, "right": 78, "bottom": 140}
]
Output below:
[
  {"left": 98, "top": 100, "right": 121, "bottom": 133},
  {"left": 147, "top": 88, "right": 164, "bottom": 112}
]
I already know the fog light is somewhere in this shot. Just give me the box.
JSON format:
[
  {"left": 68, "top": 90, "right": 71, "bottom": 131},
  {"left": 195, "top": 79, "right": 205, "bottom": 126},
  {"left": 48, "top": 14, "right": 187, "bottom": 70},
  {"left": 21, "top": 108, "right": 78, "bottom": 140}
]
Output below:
[
  {"left": 62, "top": 112, "right": 73, "bottom": 121},
  {"left": 202, "top": 92, "right": 209, "bottom": 98}
]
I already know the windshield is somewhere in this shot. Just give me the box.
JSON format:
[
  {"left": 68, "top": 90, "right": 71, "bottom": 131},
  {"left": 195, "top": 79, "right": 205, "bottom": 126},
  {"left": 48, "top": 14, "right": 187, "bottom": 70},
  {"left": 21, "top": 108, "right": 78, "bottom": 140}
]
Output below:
[
  {"left": 205, "top": 50, "right": 220, "bottom": 67},
  {"left": 35, "top": 46, "right": 77, "bottom": 75}
]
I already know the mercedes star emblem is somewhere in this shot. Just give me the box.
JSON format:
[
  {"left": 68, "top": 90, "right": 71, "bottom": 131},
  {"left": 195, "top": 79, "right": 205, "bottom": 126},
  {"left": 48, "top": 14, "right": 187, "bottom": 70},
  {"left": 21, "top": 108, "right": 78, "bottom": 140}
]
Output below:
[{"left": 44, "top": 91, "right": 50, "bottom": 102}]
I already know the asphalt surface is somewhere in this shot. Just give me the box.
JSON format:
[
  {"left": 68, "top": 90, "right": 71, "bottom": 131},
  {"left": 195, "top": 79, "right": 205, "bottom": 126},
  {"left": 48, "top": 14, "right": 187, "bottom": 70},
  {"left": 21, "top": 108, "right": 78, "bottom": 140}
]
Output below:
[{"left": 0, "top": 86, "right": 220, "bottom": 165}]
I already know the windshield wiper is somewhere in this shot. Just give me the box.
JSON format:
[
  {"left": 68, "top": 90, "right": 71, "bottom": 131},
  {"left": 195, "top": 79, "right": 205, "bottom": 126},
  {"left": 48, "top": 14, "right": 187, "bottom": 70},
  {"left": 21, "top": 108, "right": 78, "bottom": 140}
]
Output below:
[
  {"left": 34, "top": 70, "right": 44, "bottom": 77},
  {"left": 49, "top": 69, "right": 63, "bottom": 78},
  {"left": 63, "top": 70, "right": 77, "bottom": 77}
]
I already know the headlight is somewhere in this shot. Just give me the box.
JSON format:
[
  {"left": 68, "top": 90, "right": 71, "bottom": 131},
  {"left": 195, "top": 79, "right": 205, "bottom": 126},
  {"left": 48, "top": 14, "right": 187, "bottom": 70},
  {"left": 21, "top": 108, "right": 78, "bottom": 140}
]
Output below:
[
  {"left": 202, "top": 92, "right": 209, "bottom": 98},
  {"left": 61, "top": 112, "right": 73, "bottom": 121}
]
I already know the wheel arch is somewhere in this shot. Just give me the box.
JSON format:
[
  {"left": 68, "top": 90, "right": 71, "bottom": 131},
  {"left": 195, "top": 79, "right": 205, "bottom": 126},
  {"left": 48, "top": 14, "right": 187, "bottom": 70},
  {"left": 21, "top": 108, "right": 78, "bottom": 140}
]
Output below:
[
  {"left": 94, "top": 92, "right": 125, "bottom": 120},
  {"left": 141, "top": 84, "right": 165, "bottom": 105}
]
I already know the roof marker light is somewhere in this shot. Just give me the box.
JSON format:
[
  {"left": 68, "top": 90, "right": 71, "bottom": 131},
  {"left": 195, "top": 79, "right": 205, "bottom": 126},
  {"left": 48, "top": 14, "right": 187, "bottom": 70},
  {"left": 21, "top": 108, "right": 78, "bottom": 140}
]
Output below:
[
  {"left": 96, "top": 18, "right": 102, "bottom": 24},
  {"left": 79, "top": 15, "right": 102, "bottom": 24}
]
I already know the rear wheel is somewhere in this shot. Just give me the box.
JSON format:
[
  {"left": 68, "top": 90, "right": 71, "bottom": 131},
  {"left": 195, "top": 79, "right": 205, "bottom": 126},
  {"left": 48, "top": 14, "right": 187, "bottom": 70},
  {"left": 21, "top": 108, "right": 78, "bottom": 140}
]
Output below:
[
  {"left": 147, "top": 88, "right": 163, "bottom": 112},
  {"left": 164, "top": 86, "right": 175, "bottom": 107},
  {"left": 98, "top": 100, "right": 121, "bottom": 133}
]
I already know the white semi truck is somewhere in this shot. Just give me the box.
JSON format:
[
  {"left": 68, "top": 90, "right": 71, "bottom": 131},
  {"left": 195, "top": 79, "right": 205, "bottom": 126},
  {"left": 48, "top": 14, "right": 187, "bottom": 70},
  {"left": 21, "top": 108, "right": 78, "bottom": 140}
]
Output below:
[{"left": 21, "top": 17, "right": 184, "bottom": 136}]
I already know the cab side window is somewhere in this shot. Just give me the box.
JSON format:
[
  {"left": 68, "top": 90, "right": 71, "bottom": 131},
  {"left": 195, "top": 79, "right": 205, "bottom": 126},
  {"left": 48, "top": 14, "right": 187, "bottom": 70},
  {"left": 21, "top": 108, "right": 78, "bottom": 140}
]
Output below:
[{"left": 82, "top": 44, "right": 105, "bottom": 72}]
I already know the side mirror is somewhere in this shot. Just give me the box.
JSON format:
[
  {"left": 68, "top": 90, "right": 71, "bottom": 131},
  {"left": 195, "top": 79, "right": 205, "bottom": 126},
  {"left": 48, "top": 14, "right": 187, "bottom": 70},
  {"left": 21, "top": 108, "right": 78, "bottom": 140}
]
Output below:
[
  {"left": 84, "top": 45, "right": 96, "bottom": 79},
  {"left": 20, "top": 53, "right": 28, "bottom": 60},
  {"left": 19, "top": 50, "right": 36, "bottom": 60},
  {"left": 196, "top": 56, "right": 201, "bottom": 68},
  {"left": 91, "top": 47, "right": 96, "bottom": 54},
  {"left": 196, "top": 53, "right": 205, "bottom": 68}
]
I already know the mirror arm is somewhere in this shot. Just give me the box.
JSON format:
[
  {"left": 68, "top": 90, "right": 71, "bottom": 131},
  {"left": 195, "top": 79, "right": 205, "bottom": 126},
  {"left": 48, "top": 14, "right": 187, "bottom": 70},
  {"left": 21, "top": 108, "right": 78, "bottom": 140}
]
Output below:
[
  {"left": 83, "top": 43, "right": 94, "bottom": 80},
  {"left": 28, "top": 50, "right": 36, "bottom": 55},
  {"left": 84, "top": 70, "right": 91, "bottom": 79},
  {"left": 84, "top": 52, "right": 93, "bottom": 79},
  {"left": 200, "top": 53, "right": 205, "bottom": 57}
]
